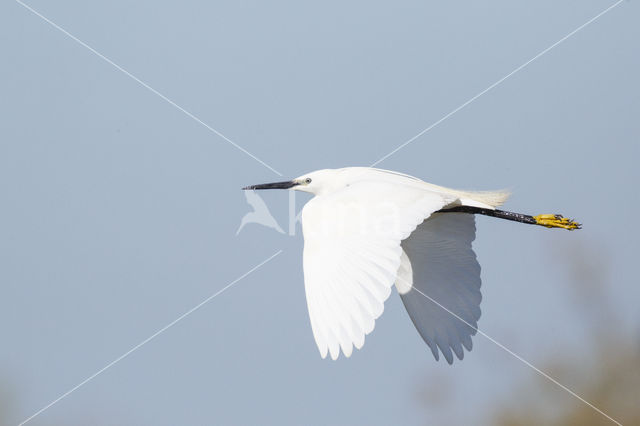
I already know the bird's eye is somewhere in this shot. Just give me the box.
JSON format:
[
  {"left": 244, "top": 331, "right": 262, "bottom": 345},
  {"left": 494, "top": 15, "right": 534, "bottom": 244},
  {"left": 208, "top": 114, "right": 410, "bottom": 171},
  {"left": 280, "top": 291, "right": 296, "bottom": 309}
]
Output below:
[{"left": 305, "top": 178, "right": 312, "bottom": 184}]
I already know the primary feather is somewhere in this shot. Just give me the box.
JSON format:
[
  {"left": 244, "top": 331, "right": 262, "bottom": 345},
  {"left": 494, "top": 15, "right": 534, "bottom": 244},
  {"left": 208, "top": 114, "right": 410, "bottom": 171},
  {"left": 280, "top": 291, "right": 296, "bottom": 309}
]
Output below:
[
  {"left": 398, "top": 212, "right": 481, "bottom": 364},
  {"left": 302, "top": 180, "right": 454, "bottom": 359}
]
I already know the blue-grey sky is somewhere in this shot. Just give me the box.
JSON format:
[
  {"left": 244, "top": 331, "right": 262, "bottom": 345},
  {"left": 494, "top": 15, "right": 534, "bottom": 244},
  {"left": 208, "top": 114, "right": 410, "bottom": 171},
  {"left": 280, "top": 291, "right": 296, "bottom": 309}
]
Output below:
[{"left": 1, "top": 1, "right": 638, "bottom": 425}]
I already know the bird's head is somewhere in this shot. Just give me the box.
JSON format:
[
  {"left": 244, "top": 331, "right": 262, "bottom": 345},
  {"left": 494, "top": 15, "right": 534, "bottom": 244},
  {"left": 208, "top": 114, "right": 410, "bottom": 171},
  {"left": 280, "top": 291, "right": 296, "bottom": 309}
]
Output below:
[{"left": 242, "top": 169, "right": 344, "bottom": 196}]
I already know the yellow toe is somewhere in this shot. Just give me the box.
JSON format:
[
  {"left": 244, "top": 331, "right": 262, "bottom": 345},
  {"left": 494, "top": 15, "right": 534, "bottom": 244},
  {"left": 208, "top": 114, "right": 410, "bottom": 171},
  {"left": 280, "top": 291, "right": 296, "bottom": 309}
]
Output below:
[{"left": 533, "top": 214, "right": 581, "bottom": 230}]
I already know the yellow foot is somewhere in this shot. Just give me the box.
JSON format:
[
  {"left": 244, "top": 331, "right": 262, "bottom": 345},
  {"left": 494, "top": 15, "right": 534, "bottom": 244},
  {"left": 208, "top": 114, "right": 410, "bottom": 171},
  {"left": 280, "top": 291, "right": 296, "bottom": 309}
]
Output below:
[{"left": 533, "top": 214, "right": 582, "bottom": 230}]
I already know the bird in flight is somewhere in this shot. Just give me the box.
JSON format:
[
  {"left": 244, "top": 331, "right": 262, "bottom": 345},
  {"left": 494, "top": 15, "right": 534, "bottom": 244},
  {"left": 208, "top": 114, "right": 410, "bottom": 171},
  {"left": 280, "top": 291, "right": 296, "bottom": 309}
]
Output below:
[{"left": 243, "top": 167, "right": 580, "bottom": 363}]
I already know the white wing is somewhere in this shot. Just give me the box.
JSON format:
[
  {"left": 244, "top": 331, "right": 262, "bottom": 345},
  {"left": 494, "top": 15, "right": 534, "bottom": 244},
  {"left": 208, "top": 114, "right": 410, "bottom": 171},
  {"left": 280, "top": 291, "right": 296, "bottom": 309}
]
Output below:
[
  {"left": 302, "top": 182, "right": 456, "bottom": 360},
  {"left": 397, "top": 212, "right": 481, "bottom": 364}
]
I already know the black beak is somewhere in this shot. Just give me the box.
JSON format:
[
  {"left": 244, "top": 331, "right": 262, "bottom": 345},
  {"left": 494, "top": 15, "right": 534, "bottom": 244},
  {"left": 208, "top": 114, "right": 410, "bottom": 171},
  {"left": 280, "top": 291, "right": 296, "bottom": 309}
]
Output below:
[{"left": 242, "top": 180, "right": 298, "bottom": 190}]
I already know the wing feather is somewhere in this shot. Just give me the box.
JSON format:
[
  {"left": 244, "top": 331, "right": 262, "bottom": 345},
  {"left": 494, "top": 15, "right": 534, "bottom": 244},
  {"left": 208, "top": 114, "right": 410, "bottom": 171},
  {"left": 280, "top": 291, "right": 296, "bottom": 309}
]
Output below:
[
  {"left": 302, "top": 182, "right": 454, "bottom": 359},
  {"left": 397, "top": 212, "right": 482, "bottom": 364}
]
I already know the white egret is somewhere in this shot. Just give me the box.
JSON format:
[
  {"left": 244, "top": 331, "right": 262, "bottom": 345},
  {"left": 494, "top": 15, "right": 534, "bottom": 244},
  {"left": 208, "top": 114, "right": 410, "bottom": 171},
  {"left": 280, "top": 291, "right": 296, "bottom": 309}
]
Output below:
[{"left": 243, "top": 167, "right": 580, "bottom": 363}]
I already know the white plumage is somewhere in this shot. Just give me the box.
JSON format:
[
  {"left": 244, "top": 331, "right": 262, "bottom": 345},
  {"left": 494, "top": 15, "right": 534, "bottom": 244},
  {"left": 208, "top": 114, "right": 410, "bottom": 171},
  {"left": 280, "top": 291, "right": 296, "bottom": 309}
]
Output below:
[
  {"left": 398, "top": 213, "right": 481, "bottom": 363},
  {"left": 297, "top": 168, "right": 506, "bottom": 362},
  {"left": 244, "top": 167, "right": 511, "bottom": 362}
]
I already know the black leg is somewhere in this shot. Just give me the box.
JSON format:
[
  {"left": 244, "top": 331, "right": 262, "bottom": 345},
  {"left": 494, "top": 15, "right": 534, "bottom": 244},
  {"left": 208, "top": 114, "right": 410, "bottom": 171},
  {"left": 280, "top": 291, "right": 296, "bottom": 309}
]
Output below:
[{"left": 438, "top": 206, "right": 581, "bottom": 230}]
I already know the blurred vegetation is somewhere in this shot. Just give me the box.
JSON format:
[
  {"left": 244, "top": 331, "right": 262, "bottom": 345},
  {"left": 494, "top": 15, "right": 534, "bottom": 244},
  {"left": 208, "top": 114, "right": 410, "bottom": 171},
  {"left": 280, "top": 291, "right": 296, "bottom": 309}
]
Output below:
[
  {"left": 491, "top": 242, "right": 640, "bottom": 425},
  {"left": 416, "top": 240, "right": 640, "bottom": 425},
  {"left": 492, "top": 339, "right": 640, "bottom": 425}
]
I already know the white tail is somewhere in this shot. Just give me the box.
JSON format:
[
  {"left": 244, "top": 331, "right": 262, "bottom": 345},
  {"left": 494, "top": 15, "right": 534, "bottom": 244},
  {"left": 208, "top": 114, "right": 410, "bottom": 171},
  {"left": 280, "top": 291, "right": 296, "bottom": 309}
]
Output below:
[
  {"left": 460, "top": 189, "right": 511, "bottom": 208},
  {"left": 421, "top": 181, "right": 511, "bottom": 209}
]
